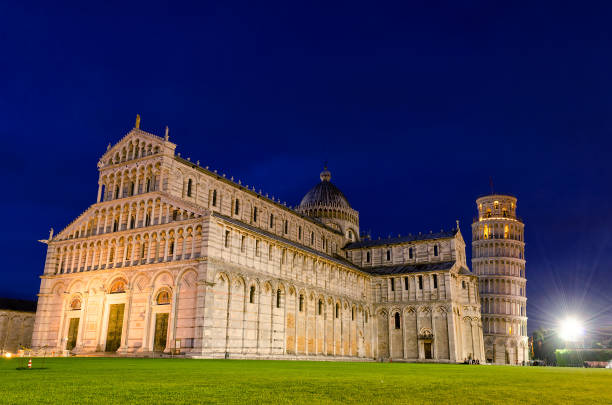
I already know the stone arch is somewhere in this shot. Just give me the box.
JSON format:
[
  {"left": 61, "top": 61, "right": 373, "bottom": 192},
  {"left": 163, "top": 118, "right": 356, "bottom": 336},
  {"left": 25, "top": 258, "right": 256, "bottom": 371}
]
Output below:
[
  {"left": 131, "top": 272, "right": 151, "bottom": 293},
  {"left": 66, "top": 279, "right": 85, "bottom": 294},
  {"left": 151, "top": 270, "right": 174, "bottom": 289},
  {"left": 107, "top": 276, "right": 128, "bottom": 294}
]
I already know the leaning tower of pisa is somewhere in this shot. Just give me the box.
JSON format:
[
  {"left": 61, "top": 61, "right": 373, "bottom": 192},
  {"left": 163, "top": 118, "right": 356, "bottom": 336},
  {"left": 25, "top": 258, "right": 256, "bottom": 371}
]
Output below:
[{"left": 472, "top": 194, "right": 528, "bottom": 364}]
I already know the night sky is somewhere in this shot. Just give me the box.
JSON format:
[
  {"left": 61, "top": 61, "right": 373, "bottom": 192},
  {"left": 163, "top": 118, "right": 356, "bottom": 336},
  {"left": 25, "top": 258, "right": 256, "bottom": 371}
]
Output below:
[{"left": 1, "top": 2, "right": 611, "bottom": 333}]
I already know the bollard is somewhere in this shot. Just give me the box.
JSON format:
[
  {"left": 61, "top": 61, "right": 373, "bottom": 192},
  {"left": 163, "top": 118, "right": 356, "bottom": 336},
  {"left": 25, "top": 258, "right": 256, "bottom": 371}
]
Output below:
[{"left": 28, "top": 359, "right": 32, "bottom": 369}]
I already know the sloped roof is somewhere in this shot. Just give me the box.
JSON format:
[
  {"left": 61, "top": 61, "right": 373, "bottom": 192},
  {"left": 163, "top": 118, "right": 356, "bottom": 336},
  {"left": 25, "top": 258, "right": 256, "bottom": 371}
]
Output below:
[
  {"left": 212, "top": 212, "right": 364, "bottom": 274},
  {"left": 345, "top": 229, "right": 459, "bottom": 249},
  {"left": 364, "top": 261, "right": 456, "bottom": 275}
]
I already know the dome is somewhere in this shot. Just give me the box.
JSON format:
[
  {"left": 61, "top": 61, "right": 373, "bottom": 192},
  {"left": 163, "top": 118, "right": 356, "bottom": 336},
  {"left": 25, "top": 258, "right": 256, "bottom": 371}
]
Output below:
[{"left": 298, "top": 166, "right": 351, "bottom": 209}]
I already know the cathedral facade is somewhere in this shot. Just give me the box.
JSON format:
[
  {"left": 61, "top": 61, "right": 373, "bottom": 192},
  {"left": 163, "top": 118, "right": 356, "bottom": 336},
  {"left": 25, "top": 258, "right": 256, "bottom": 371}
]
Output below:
[{"left": 31, "top": 120, "right": 485, "bottom": 362}]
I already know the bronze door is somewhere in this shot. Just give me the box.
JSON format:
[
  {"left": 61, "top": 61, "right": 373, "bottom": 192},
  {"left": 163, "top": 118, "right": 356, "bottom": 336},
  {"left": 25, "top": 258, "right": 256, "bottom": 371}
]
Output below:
[
  {"left": 66, "top": 318, "right": 80, "bottom": 350},
  {"left": 154, "top": 313, "right": 169, "bottom": 352},
  {"left": 424, "top": 342, "right": 432, "bottom": 359},
  {"left": 105, "top": 303, "right": 125, "bottom": 352}
]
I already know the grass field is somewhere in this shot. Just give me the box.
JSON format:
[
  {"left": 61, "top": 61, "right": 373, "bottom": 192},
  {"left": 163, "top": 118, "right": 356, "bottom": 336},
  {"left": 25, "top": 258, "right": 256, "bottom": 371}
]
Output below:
[{"left": 1, "top": 358, "right": 610, "bottom": 404}]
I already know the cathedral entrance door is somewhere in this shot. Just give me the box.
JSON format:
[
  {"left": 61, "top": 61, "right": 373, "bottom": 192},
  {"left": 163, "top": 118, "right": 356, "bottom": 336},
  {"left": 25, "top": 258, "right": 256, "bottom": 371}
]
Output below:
[
  {"left": 66, "top": 318, "right": 79, "bottom": 351},
  {"left": 105, "top": 304, "right": 125, "bottom": 352},
  {"left": 424, "top": 342, "right": 432, "bottom": 359},
  {"left": 153, "top": 313, "right": 169, "bottom": 352}
]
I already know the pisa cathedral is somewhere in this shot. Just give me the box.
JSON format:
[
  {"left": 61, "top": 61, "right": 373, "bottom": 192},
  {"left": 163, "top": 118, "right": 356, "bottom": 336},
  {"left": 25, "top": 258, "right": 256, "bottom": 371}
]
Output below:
[{"left": 30, "top": 118, "right": 526, "bottom": 363}]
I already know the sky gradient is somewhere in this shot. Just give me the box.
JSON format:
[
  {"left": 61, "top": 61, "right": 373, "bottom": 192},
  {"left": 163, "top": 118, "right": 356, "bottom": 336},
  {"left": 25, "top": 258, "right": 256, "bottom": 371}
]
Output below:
[{"left": 1, "top": 1, "right": 611, "bottom": 333}]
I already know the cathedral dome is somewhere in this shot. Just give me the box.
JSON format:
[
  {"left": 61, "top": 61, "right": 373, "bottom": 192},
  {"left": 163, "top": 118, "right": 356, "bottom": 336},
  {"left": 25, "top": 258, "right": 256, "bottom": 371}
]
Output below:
[{"left": 298, "top": 167, "right": 351, "bottom": 209}]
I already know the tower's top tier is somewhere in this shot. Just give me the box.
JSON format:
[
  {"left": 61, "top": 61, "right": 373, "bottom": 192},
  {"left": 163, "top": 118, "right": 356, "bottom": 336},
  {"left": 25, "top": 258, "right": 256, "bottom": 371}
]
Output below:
[{"left": 475, "top": 194, "right": 519, "bottom": 221}]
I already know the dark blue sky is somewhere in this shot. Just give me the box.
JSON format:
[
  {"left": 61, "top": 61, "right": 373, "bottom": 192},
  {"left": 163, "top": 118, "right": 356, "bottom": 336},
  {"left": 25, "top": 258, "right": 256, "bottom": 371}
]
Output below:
[{"left": 1, "top": 1, "right": 610, "bottom": 333}]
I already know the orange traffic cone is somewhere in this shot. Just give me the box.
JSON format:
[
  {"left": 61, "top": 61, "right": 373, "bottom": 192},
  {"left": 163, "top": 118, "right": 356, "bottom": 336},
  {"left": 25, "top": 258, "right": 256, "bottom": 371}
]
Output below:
[{"left": 28, "top": 359, "right": 32, "bottom": 369}]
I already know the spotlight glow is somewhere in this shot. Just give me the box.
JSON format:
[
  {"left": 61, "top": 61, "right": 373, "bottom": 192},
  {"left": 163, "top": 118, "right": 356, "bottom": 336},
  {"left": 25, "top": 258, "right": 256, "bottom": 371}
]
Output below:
[
  {"left": 3, "top": 352, "right": 12, "bottom": 359},
  {"left": 559, "top": 318, "right": 585, "bottom": 342}
]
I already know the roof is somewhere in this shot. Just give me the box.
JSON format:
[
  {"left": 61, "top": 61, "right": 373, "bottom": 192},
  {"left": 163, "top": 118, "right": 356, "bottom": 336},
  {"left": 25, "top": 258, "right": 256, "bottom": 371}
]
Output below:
[
  {"left": 364, "top": 261, "right": 474, "bottom": 276},
  {"left": 174, "top": 156, "right": 344, "bottom": 237},
  {"left": 344, "top": 229, "right": 459, "bottom": 249},
  {"left": 0, "top": 298, "right": 37, "bottom": 312},
  {"left": 364, "top": 261, "right": 456, "bottom": 275},
  {"left": 211, "top": 212, "right": 364, "bottom": 274}
]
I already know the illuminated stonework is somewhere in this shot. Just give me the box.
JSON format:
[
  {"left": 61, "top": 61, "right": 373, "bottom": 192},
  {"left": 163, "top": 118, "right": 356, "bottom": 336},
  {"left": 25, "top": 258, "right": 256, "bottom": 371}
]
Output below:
[
  {"left": 31, "top": 119, "right": 484, "bottom": 362},
  {"left": 472, "top": 195, "right": 529, "bottom": 364}
]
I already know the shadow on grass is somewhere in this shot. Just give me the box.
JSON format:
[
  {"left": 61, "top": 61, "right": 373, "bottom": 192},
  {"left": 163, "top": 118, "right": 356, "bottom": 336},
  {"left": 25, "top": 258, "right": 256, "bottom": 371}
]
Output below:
[{"left": 15, "top": 367, "right": 49, "bottom": 371}]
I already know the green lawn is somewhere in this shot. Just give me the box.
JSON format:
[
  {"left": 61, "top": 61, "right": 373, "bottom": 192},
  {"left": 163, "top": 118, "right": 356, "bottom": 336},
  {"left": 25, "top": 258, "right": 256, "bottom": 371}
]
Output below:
[{"left": 1, "top": 358, "right": 610, "bottom": 404}]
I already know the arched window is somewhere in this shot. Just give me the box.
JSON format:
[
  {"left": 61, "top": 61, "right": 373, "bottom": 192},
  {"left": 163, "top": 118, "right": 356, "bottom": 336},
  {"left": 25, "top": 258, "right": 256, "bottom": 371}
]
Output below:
[
  {"left": 504, "top": 225, "right": 509, "bottom": 239},
  {"left": 390, "top": 278, "right": 395, "bottom": 291},
  {"left": 394, "top": 312, "right": 401, "bottom": 329},
  {"left": 284, "top": 220, "right": 288, "bottom": 234},
  {"left": 276, "top": 289, "right": 281, "bottom": 308},
  {"left": 409, "top": 247, "right": 414, "bottom": 259},
  {"left": 70, "top": 298, "right": 81, "bottom": 310},
  {"left": 433, "top": 274, "right": 438, "bottom": 289},
  {"left": 224, "top": 230, "right": 230, "bottom": 248},
  {"left": 115, "top": 186, "right": 120, "bottom": 199},
  {"left": 418, "top": 275, "right": 423, "bottom": 289},
  {"left": 335, "top": 303, "right": 339, "bottom": 318},
  {"left": 130, "top": 182, "right": 135, "bottom": 196},
  {"left": 141, "top": 242, "right": 148, "bottom": 259},
  {"left": 145, "top": 213, "right": 151, "bottom": 226},
  {"left": 109, "top": 279, "right": 126, "bottom": 294},
  {"left": 249, "top": 286, "right": 255, "bottom": 304},
  {"left": 234, "top": 199, "right": 240, "bottom": 215},
  {"left": 109, "top": 247, "right": 115, "bottom": 262},
  {"left": 366, "top": 251, "right": 371, "bottom": 263},
  {"left": 318, "top": 299, "right": 323, "bottom": 315},
  {"left": 212, "top": 190, "right": 217, "bottom": 207},
  {"left": 169, "top": 241, "right": 174, "bottom": 255},
  {"left": 113, "top": 220, "right": 118, "bottom": 232},
  {"left": 156, "top": 290, "right": 171, "bottom": 305},
  {"left": 347, "top": 230, "right": 353, "bottom": 240},
  {"left": 146, "top": 178, "right": 151, "bottom": 193},
  {"left": 130, "top": 216, "right": 135, "bottom": 229},
  {"left": 351, "top": 307, "right": 355, "bottom": 321},
  {"left": 253, "top": 207, "right": 258, "bottom": 222},
  {"left": 241, "top": 235, "right": 246, "bottom": 252},
  {"left": 310, "top": 232, "right": 314, "bottom": 245},
  {"left": 269, "top": 214, "right": 274, "bottom": 228},
  {"left": 365, "top": 311, "right": 368, "bottom": 323},
  {"left": 187, "top": 179, "right": 193, "bottom": 197},
  {"left": 462, "top": 280, "right": 466, "bottom": 289},
  {"left": 298, "top": 226, "right": 302, "bottom": 240},
  {"left": 433, "top": 245, "right": 439, "bottom": 256},
  {"left": 386, "top": 250, "right": 391, "bottom": 261},
  {"left": 299, "top": 294, "right": 304, "bottom": 312}
]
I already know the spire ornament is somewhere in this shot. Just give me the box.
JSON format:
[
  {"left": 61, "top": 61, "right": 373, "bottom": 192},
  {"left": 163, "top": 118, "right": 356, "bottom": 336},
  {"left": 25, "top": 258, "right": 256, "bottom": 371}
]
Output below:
[
  {"left": 320, "top": 162, "right": 331, "bottom": 182},
  {"left": 135, "top": 114, "right": 141, "bottom": 129}
]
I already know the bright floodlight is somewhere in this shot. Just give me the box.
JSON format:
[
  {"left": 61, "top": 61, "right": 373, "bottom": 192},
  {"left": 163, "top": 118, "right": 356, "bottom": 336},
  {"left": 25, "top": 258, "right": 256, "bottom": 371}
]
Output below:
[{"left": 559, "top": 318, "right": 584, "bottom": 342}]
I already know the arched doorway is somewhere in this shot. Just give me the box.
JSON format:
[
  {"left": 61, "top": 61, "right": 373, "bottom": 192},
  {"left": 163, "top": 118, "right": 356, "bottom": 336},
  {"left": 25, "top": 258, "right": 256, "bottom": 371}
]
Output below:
[
  {"left": 153, "top": 290, "right": 171, "bottom": 352},
  {"left": 105, "top": 279, "right": 127, "bottom": 352}
]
